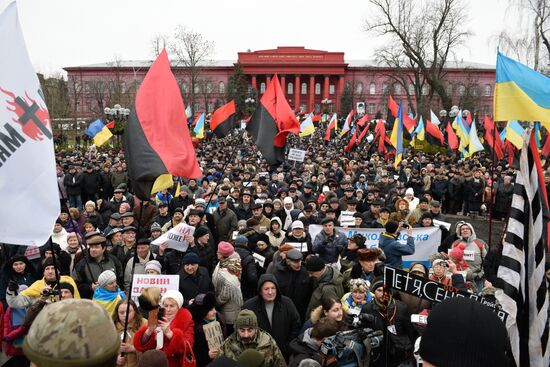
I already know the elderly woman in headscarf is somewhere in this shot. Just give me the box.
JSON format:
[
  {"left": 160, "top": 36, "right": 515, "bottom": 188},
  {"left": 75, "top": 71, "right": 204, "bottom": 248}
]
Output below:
[
  {"left": 134, "top": 290, "right": 195, "bottom": 367},
  {"left": 341, "top": 278, "right": 372, "bottom": 318}
]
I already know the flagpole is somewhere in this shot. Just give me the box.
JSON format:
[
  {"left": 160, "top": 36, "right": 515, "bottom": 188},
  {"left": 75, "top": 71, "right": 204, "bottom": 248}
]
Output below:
[
  {"left": 122, "top": 200, "right": 145, "bottom": 348},
  {"left": 48, "top": 236, "right": 62, "bottom": 301},
  {"left": 487, "top": 120, "right": 497, "bottom": 249}
]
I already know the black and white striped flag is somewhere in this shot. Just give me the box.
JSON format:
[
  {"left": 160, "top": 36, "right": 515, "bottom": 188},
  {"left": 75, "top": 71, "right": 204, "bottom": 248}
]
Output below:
[{"left": 496, "top": 130, "right": 549, "bottom": 367}]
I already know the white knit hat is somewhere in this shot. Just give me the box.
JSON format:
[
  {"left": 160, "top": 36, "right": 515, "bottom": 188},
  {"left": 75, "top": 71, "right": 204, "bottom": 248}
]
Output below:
[
  {"left": 98, "top": 270, "right": 117, "bottom": 288},
  {"left": 161, "top": 290, "right": 184, "bottom": 308}
]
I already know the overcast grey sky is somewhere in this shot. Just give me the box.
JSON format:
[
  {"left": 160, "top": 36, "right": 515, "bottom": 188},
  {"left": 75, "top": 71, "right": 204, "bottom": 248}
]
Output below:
[{"left": 1, "top": 0, "right": 513, "bottom": 76}]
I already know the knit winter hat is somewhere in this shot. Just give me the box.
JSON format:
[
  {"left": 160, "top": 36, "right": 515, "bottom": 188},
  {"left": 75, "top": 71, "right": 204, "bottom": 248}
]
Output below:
[
  {"left": 283, "top": 196, "right": 294, "bottom": 205},
  {"left": 237, "top": 220, "right": 247, "bottom": 228},
  {"left": 182, "top": 252, "right": 200, "bottom": 265},
  {"left": 161, "top": 290, "right": 184, "bottom": 308},
  {"left": 235, "top": 309, "right": 258, "bottom": 329},
  {"left": 279, "top": 244, "right": 294, "bottom": 253},
  {"left": 193, "top": 226, "right": 209, "bottom": 239},
  {"left": 150, "top": 222, "right": 162, "bottom": 232},
  {"left": 217, "top": 241, "right": 234, "bottom": 257},
  {"left": 370, "top": 277, "right": 384, "bottom": 292},
  {"left": 449, "top": 243, "right": 466, "bottom": 261},
  {"left": 144, "top": 260, "right": 162, "bottom": 274},
  {"left": 305, "top": 256, "right": 325, "bottom": 272},
  {"left": 235, "top": 235, "right": 249, "bottom": 246},
  {"left": 98, "top": 270, "right": 117, "bottom": 288},
  {"left": 419, "top": 297, "right": 508, "bottom": 367}
]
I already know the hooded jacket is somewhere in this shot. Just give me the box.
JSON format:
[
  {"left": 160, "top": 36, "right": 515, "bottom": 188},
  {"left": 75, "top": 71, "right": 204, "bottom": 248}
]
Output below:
[
  {"left": 451, "top": 222, "right": 487, "bottom": 279},
  {"left": 288, "top": 328, "right": 323, "bottom": 367},
  {"left": 266, "top": 217, "right": 285, "bottom": 248},
  {"left": 306, "top": 266, "right": 344, "bottom": 316},
  {"left": 270, "top": 258, "right": 312, "bottom": 323},
  {"left": 242, "top": 274, "right": 302, "bottom": 359},
  {"left": 0, "top": 256, "right": 36, "bottom": 309},
  {"left": 378, "top": 231, "right": 415, "bottom": 269}
]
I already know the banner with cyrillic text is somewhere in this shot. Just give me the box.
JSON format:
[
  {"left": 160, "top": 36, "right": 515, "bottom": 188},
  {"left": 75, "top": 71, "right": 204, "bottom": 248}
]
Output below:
[{"left": 308, "top": 224, "right": 441, "bottom": 268}]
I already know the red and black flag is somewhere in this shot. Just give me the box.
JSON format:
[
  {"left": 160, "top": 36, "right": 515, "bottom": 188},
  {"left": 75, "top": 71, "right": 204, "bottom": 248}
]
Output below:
[
  {"left": 246, "top": 74, "right": 300, "bottom": 167},
  {"left": 344, "top": 127, "right": 357, "bottom": 152},
  {"left": 444, "top": 122, "right": 459, "bottom": 151},
  {"left": 483, "top": 115, "right": 504, "bottom": 160},
  {"left": 124, "top": 49, "right": 202, "bottom": 201},
  {"left": 373, "top": 119, "right": 392, "bottom": 153},
  {"left": 387, "top": 95, "right": 415, "bottom": 139},
  {"left": 357, "top": 121, "right": 371, "bottom": 144},
  {"left": 425, "top": 119, "right": 445, "bottom": 146},
  {"left": 325, "top": 113, "right": 338, "bottom": 141},
  {"left": 210, "top": 100, "right": 237, "bottom": 138},
  {"left": 542, "top": 134, "right": 550, "bottom": 157}
]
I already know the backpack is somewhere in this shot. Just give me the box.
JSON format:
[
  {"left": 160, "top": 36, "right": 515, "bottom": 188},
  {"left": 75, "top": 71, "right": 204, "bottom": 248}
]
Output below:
[{"left": 318, "top": 329, "right": 369, "bottom": 367}]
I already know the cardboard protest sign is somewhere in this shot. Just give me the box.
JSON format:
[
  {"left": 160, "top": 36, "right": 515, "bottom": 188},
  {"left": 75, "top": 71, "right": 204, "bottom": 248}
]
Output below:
[
  {"left": 203, "top": 321, "right": 224, "bottom": 350},
  {"left": 288, "top": 148, "right": 306, "bottom": 162},
  {"left": 151, "top": 223, "right": 195, "bottom": 252},
  {"left": 383, "top": 266, "right": 508, "bottom": 322},
  {"left": 309, "top": 224, "right": 441, "bottom": 267},
  {"left": 339, "top": 211, "right": 356, "bottom": 227},
  {"left": 131, "top": 274, "right": 180, "bottom": 298}
]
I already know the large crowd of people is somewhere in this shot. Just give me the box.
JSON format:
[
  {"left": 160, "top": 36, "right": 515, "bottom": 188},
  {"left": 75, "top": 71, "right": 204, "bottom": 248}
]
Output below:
[{"left": 1, "top": 122, "right": 548, "bottom": 367}]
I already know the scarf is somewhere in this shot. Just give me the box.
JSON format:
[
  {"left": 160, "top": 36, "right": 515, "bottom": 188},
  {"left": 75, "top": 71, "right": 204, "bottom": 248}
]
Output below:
[
  {"left": 93, "top": 287, "right": 125, "bottom": 317},
  {"left": 219, "top": 258, "right": 242, "bottom": 280}
]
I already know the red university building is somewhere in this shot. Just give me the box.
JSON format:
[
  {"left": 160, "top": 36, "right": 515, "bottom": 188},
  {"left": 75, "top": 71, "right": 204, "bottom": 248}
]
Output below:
[{"left": 64, "top": 46, "right": 495, "bottom": 119}]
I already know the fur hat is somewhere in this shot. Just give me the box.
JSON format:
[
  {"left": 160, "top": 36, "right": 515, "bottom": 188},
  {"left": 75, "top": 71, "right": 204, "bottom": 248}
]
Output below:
[{"left": 357, "top": 248, "right": 382, "bottom": 262}]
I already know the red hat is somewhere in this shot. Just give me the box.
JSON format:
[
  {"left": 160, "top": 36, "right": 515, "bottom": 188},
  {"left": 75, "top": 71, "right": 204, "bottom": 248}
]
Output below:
[
  {"left": 449, "top": 243, "right": 466, "bottom": 261},
  {"left": 217, "top": 241, "right": 234, "bottom": 257}
]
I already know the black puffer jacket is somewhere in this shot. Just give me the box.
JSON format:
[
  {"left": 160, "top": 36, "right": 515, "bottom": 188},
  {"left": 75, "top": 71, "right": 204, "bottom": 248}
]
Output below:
[
  {"left": 270, "top": 260, "right": 312, "bottom": 323},
  {"left": 234, "top": 245, "right": 258, "bottom": 300}
]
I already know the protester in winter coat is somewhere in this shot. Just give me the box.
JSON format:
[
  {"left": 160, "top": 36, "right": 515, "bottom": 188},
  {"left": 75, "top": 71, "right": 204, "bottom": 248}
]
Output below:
[
  {"left": 304, "top": 256, "right": 344, "bottom": 315},
  {"left": 242, "top": 274, "right": 302, "bottom": 359},
  {"left": 342, "top": 248, "right": 384, "bottom": 290},
  {"left": 449, "top": 222, "right": 487, "bottom": 289},
  {"left": 266, "top": 217, "right": 285, "bottom": 248},
  {"left": 312, "top": 218, "right": 347, "bottom": 264},
  {"left": 113, "top": 299, "right": 147, "bottom": 367},
  {"left": 0, "top": 255, "right": 36, "bottom": 309},
  {"left": 188, "top": 292, "right": 228, "bottom": 366},
  {"left": 177, "top": 252, "right": 214, "bottom": 305},
  {"left": 394, "top": 262, "right": 432, "bottom": 315},
  {"left": 288, "top": 318, "right": 341, "bottom": 367},
  {"left": 134, "top": 290, "right": 195, "bottom": 367},
  {"left": 378, "top": 221, "right": 415, "bottom": 269},
  {"left": 93, "top": 270, "right": 125, "bottom": 317},
  {"left": 212, "top": 242, "right": 243, "bottom": 330},
  {"left": 212, "top": 196, "right": 239, "bottom": 242}
]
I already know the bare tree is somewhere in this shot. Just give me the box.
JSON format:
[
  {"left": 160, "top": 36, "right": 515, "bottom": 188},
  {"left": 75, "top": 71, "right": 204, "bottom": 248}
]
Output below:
[
  {"left": 170, "top": 26, "right": 215, "bottom": 115},
  {"left": 67, "top": 74, "right": 83, "bottom": 117},
  {"left": 365, "top": 0, "right": 471, "bottom": 113},
  {"left": 150, "top": 33, "right": 169, "bottom": 58}
]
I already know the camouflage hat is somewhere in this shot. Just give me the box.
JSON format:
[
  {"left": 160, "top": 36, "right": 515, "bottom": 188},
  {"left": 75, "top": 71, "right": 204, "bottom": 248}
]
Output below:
[{"left": 23, "top": 299, "right": 120, "bottom": 367}]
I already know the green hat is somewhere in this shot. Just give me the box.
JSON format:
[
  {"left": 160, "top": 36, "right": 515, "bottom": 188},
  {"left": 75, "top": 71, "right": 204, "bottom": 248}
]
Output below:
[
  {"left": 23, "top": 299, "right": 120, "bottom": 367},
  {"left": 237, "top": 349, "right": 265, "bottom": 367},
  {"left": 235, "top": 309, "right": 258, "bottom": 329}
]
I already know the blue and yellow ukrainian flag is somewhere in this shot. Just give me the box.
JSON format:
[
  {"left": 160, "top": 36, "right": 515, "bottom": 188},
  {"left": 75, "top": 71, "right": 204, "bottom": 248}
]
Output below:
[
  {"left": 193, "top": 112, "right": 205, "bottom": 139},
  {"left": 390, "top": 102, "right": 404, "bottom": 167},
  {"left": 410, "top": 116, "right": 425, "bottom": 147},
  {"left": 495, "top": 52, "right": 550, "bottom": 127},
  {"left": 452, "top": 112, "right": 470, "bottom": 145},
  {"left": 299, "top": 113, "right": 315, "bottom": 137},
  {"left": 85, "top": 119, "right": 112, "bottom": 147},
  {"left": 504, "top": 120, "right": 525, "bottom": 149}
]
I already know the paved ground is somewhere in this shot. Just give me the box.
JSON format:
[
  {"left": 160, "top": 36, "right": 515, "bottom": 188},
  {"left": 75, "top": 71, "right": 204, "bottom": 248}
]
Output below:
[{"left": 445, "top": 214, "right": 506, "bottom": 249}]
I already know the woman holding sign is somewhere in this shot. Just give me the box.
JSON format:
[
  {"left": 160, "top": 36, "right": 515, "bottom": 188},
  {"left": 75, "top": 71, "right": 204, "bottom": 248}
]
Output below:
[{"left": 134, "top": 290, "right": 196, "bottom": 367}]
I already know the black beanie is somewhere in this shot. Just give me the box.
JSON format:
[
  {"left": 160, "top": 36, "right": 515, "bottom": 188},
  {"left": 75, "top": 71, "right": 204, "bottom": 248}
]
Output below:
[
  {"left": 193, "top": 226, "right": 209, "bottom": 239},
  {"left": 42, "top": 257, "right": 55, "bottom": 273},
  {"left": 419, "top": 297, "right": 508, "bottom": 367},
  {"left": 385, "top": 220, "right": 399, "bottom": 234},
  {"left": 305, "top": 256, "right": 325, "bottom": 272},
  {"left": 59, "top": 282, "right": 74, "bottom": 296}
]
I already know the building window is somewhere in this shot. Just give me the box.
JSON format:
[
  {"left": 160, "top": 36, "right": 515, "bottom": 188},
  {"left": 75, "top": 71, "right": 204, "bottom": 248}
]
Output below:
[
  {"left": 446, "top": 84, "right": 453, "bottom": 96},
  {"left": 193, "top": 103, "right": 200, "bottom": 113},
  {"left": 484, "top": 84, "right": 491, "bottom": 96},
  {"left": 86, "top": 100, "right": 92, "bottom": 112},
  {"left": 301, "top": 83, "right": 307, "bottom": 95},
  {"left": 182, "top": 83, "right": 189, "bottom": 93},
  {"left": 260, "top": 82, "right": 266, "bottom": 94},
  {"left": 194, "top": 83, "right": 200, "bottom": 94},
  {"left": 206, "top": 82, "right": 213, "bottom": 93},
  {"left": 369, "top": 103, "right": 376, "bottom": 114},
  {"left": 470, "top": 86, "right": 478, "bottom": 96},
  {"left": 382, "top": 83, "right": 389, "bottom": 94},
  {"left": 219, "top": 81, "right": 225, "bottom": 94},
  {"left": 421, "top": 85, "right": 428, "bottom": 95},
  {"left": 314, "top": 103, "right": 320, "bottom": 113},
  {"left": 329, "top": 85, "right": 335, "bottom": 95},
  {"left": 356, "top": 82, "right": 363, "bottom": 94},
  {"left": 370, "top": 82, "right": 376, "bottom": 95},
  {"left": 483, "top": 105, "right": 490, "bottom": 116},
  {"left": 458, "top": 84, "right": 466, "bottom": 96},
  {"left": 408, "top": 84, "right": 414, "bottom": 96},
  {"left": 207, "top": 102, "right": 214, "bottom": 113},
  {"left": 287, "top": 82, "right": 293, "bottom": 94},
  {"left": 315, "top": 83, "right": 321, "bottom": 95},
  {"left": 394, "top": 83, "right": 402, "bottom": 95}
]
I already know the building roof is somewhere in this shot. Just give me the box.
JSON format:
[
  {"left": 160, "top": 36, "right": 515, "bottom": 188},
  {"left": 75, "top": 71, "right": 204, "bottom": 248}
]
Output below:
[
  {"left": 346, "top": 59, "right": 495, "bottom": 70},
  {"left": 65, "top": 58, "right": 494, "bottom": 71}
]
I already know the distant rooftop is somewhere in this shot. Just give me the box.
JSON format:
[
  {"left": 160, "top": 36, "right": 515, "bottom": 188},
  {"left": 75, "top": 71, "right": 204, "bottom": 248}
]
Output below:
[{"left": 65, "top": 59, "right": 495, "bottom": 70}]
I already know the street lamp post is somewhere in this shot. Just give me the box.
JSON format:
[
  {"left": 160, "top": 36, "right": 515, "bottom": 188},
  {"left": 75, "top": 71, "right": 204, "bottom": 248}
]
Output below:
[
  {"left": 321, "top": 98, "right": 332, "bottom": 114},
  {"left": 245, "top": 97, "right": 256, "bottom": 119},
  {"left": 104, "top": 104, "right": 130, "bottom": 149}
]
